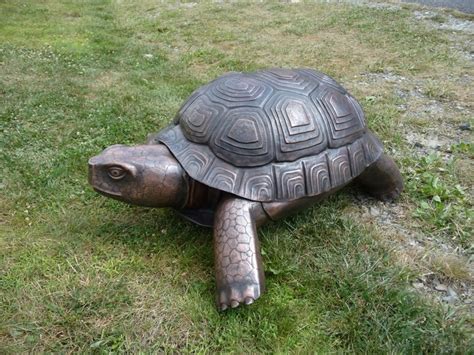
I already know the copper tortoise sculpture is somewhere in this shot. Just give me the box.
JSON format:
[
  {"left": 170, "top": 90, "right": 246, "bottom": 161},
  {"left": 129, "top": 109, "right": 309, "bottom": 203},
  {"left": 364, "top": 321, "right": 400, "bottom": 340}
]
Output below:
[{"left": 88, "top": 68, "right": 403, "bottom": 311}]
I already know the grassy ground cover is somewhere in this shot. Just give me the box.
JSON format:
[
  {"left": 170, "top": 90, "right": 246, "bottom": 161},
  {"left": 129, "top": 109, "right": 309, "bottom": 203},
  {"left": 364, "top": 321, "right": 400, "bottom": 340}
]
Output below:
[{"left": 1, "top": 0, "right": 472, "bottom": 352}]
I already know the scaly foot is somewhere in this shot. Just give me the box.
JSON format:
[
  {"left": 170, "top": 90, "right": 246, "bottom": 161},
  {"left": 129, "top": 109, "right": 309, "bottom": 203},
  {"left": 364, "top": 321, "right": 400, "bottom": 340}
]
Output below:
[
  {"left": 217, "top": 281, "right": 262, "bottom": 311},
  {"left": 213, "top": 196, "right": 266, "bottom": 311}
]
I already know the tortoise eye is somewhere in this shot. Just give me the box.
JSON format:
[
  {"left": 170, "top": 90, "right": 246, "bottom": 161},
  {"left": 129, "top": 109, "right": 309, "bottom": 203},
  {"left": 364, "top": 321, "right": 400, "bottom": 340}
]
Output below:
[{"left": 107, "top": 166, "right": 127, "bottom": 180}]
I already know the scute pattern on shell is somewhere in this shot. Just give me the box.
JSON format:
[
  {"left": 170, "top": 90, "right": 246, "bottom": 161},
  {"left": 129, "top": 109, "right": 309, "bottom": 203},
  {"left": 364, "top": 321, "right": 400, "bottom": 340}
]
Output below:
[{"left": 158, "top": 69, "right": 384, "bottom": 202}]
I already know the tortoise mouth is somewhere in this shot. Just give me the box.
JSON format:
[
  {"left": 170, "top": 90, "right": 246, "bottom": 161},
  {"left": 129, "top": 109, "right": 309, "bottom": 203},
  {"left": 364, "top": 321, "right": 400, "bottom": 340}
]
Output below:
[{"left": 92, "top": 186, "right": 123, "bottom": 198}]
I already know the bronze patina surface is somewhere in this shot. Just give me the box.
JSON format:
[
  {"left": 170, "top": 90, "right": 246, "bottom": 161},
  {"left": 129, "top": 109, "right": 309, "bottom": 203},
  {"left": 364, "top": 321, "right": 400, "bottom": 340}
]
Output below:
[{"left": 89, "top": 68, "right": 404, "bottom": 311}]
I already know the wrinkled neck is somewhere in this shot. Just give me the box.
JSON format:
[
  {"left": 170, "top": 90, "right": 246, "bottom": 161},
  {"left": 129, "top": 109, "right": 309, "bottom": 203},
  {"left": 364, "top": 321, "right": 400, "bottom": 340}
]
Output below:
[{"left": 153, "top": 144, "right": 190, "bottom": 209}]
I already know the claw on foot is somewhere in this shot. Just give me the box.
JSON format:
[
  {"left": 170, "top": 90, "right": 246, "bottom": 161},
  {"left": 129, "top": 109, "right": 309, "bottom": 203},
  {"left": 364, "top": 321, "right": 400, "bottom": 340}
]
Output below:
[
  {"left": 217, "top": 283, "right": 262, "bottom": 311},
  {"left": 244, "top": 297, "right": 254, "bottom": 305}
]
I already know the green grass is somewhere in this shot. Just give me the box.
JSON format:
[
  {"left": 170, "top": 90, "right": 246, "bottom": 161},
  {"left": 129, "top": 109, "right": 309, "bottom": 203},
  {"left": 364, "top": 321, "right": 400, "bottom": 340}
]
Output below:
[
  {"left": 405, "top": 152, "right": 473, "bottom": 245},
  {"left": 1, "top": 1, "right": 472, "bottom": 352}
]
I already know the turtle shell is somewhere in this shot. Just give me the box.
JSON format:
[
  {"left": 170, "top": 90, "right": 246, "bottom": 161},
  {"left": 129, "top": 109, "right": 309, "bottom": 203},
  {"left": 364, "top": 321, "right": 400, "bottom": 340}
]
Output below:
[{"left": 157, "top": 68, "right": 383, "bottom": 202}]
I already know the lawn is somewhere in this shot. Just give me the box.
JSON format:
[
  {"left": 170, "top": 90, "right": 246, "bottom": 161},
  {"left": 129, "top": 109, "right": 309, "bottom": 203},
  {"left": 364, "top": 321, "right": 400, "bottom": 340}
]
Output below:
[{"left": 1, "top": 0, "right": 472, "bottom": 352}]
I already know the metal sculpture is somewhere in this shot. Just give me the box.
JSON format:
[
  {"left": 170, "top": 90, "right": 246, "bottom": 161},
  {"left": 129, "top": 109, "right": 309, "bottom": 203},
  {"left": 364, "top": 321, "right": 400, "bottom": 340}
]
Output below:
[{"left": 89, "top": 68, "right": 403, "bottom": 311}]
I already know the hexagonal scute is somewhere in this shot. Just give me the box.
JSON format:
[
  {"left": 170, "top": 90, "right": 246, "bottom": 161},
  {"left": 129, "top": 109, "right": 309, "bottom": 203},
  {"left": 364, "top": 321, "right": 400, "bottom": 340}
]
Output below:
[
  {"left": 178, "top": 94, "right": 226, "bottom": 144},
  {"left": 208, "top": 73, "right": 273, "bottom": 108},
  {"left": 298, "top": 69, "right": 345, "bottom": 93},
  {"left": 210, "top": 108, "right": 274, "bottom": 167},
  {"left": 310, "top": 87, "right": 366, "bottom": 148},
  {"left": 264, "top": 92, "right": 328, "bottom": 161},
  {"left": 255, "top": 68, "right": 320, "bottom": 95},
  {"left": 172, "top": 83, "right": 211, "bottom": 125}
]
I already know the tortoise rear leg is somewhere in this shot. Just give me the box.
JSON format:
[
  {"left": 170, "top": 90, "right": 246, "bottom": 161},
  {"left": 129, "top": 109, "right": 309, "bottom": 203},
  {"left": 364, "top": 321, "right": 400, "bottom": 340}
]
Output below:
[
  {"left": 356, "top": 153, "right": 403, "bottom": 202},
  {"left": 213, "top": 195, "right": 268, "bottom": 311}
]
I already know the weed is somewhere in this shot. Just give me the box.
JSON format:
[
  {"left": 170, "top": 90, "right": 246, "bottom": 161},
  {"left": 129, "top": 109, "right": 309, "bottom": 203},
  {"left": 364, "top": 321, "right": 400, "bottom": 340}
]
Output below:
[
  {"left": 451, "top": 142, "right": 474, "bottom": 158},
  {"left": 423, "top": 80, "right": 455, "bottom": 102},
  {"left": 430, "top": 14, "right": 447, "bottom": 23},
  {"left": 405, "top": 153, "right": 473, "bottom": 246}
]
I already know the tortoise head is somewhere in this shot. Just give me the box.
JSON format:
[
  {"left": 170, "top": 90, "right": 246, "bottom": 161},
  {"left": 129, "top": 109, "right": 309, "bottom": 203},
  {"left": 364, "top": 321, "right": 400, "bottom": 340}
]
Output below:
[{"left": 88, "top": 144, "right": 188, "bottom": 208}]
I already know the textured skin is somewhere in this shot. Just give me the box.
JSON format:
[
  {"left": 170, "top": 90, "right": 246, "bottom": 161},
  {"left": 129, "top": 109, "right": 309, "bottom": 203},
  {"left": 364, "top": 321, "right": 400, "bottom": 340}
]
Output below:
[
  {"left": 157, "top": 68, "right": 384, "bottom": 202},
  {"left": 213, "top": 196, "right": 266, "bottom": 310}
]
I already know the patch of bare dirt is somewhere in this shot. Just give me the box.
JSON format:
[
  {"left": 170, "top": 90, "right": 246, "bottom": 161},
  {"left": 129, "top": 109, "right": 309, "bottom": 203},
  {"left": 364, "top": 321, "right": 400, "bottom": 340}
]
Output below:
[
  {"left": 414, "top": 10, "right": 474, "bottom": 34},
  {"left": 359, "top": 69, "right": 472, "bottom": 155},
  {"left": 347, "top": 196, "right": 473, "bottom": 313},
  {"left": 412, "top": 9, "right": 474, "bottom": 61}
]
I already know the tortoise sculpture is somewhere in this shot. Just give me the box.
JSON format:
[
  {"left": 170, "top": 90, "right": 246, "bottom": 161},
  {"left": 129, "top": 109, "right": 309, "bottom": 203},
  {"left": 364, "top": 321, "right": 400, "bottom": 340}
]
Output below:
[{"left": 88, "top": 68, "right": 403, "bottom": 311}]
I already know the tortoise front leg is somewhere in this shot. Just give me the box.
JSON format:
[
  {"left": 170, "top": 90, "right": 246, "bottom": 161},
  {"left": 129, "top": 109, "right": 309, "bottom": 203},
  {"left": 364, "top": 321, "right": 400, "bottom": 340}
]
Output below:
[{"left": 213, "top": 195, "right": 269, "bottom": 311}]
